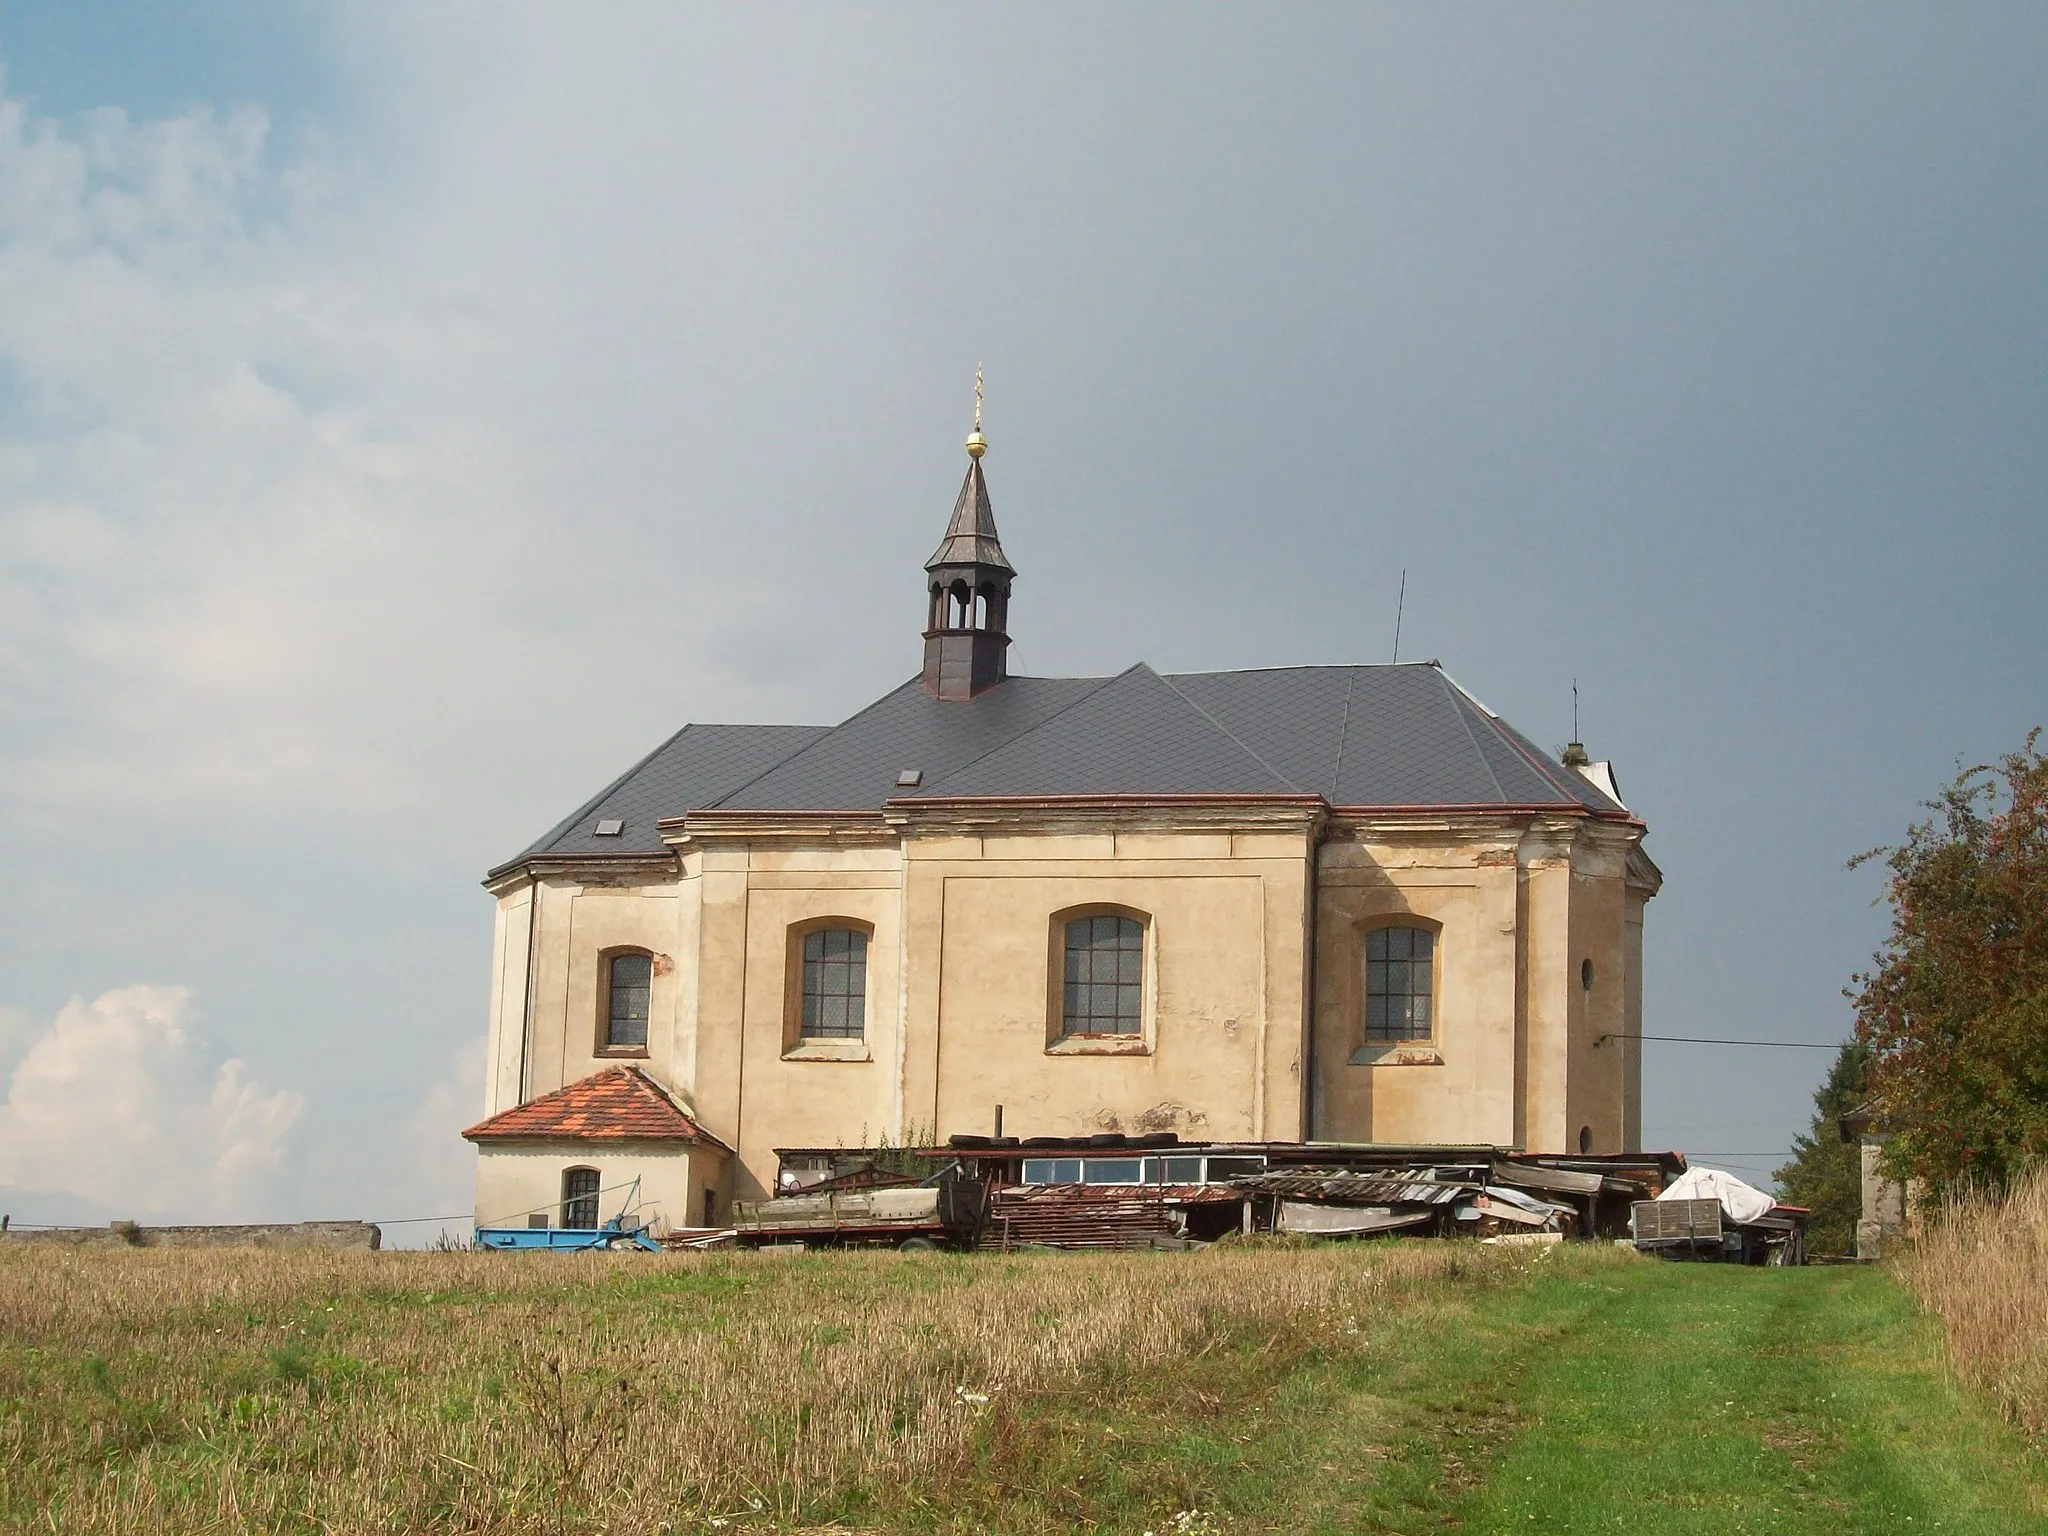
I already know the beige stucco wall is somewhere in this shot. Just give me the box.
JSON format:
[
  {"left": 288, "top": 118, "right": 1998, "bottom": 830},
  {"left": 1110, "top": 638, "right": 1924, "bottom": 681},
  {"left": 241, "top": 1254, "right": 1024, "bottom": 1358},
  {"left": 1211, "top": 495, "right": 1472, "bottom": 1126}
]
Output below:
[
  {"left": 474, "top": 1143, "right": 724, "bottom": 1234},
  {"left": 1621, "top": 888, "right": 1649, "bottom": 1152},
  {"left": 1306, "top": 814, "right": 1642, "bottom": 1154},
  {"left": 477, "top": 803, "right": 1654, "bottom": 1215},
  {"left": 708, "top": 822, "right": 1315, "bottom": 1198},
  {"left": 1311, "top": 822, "right": 1522, "bottom": 1146}
]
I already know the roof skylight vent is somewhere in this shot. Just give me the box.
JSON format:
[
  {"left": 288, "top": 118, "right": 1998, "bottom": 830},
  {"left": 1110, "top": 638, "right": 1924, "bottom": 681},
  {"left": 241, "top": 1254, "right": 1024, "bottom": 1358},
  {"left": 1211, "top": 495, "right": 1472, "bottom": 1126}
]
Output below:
[
  {"left": 593, "top": 818, "right": 624, "bottom": 836},
  {"left": 895, "top": 769, "right": 923, "bottom": 788}
]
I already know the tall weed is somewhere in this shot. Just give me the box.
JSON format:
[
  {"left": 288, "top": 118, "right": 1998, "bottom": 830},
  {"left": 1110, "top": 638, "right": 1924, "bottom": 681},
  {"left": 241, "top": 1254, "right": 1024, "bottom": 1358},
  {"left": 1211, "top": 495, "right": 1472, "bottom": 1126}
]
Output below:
[{"left": 1895, "top": 1164, "right": 2048, "bottom": 1440}]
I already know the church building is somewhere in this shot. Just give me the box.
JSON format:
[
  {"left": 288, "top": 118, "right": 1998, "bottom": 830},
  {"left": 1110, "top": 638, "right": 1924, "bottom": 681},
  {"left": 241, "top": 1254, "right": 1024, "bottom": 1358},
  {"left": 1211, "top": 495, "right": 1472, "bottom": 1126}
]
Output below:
[{"left": 463, "top": 416, "right": 1660, "bottom": 1233}]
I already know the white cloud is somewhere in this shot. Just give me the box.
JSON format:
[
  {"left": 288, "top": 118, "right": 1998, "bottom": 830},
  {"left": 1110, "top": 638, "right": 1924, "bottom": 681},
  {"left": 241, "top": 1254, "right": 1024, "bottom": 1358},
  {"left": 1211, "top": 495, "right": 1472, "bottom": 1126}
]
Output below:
[
  {"left": 0, "top": 984, "right": 304, "bottom": 1221},
  {"left": 0, "top": 82, "right": 587, "bottom": 839},
  {"left": 0, "top": 57, "right": 855, "bottom": 854}
]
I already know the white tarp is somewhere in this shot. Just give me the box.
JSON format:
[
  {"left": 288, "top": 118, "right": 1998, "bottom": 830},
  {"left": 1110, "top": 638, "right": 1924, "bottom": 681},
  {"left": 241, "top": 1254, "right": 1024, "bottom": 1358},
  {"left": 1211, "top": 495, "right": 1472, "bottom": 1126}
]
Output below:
[
  {"left": 1657, "top": 1167, "right": 1776, "bottom": 1225},
  {"left": 1277, "top": 1202, "right": 1434, "bottom": 1236}
]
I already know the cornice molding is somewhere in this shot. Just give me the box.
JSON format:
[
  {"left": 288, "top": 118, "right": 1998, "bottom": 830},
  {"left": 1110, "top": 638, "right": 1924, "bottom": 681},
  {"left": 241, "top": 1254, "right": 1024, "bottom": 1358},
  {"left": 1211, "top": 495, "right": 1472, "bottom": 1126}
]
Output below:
[
  {"left": 664, "top": 810, "right": 898, "bottom": 847},
  {"left": 1327, "top": 809, "right": 1539, "bottom": 845},
  {"left": 481, "top": 853, "right": 677, "bottom": 896},
  {"left": 1625, "top": 843, "right": 1666, "bottom": 897},
  {"left": 883, "top": 793, "right": 1330, "bottom": 839}
]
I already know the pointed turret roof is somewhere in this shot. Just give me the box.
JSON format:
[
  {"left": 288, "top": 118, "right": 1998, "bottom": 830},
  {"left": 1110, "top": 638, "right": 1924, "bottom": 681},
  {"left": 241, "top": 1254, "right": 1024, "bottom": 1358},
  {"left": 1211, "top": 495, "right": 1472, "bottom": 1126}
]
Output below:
[{"left": 924, "top": 458, "right": 1013, "bottom": 573}]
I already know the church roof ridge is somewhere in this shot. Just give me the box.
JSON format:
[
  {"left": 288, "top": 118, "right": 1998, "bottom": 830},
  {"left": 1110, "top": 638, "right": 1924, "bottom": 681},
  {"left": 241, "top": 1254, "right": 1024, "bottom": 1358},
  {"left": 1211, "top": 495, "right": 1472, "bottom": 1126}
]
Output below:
[
  {"left": 1153, "top": 667, "right": 1307, "bottom": 794},
  {"left": 1160, "top": 659, "right": 1441, "bottom": 678},
  {"left": 488, "top": 656, "right": 1634, "bottom": 870},
  {"left": 918, "top": 662, "right": 1298, "bottom": 799}
]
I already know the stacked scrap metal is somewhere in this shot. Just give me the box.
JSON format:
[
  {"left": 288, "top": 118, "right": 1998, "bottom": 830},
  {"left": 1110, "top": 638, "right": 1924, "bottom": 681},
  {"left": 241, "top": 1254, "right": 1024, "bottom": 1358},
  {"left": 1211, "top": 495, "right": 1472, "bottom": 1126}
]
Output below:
[
  {"left": 717, "top": 1137, "right": 1690, "bottom": 1252},
  {"left": 1226, "top": 1166, "right": 1580, "bottom": 1238},
  {"left": 979, "top": 1184, "right": 1242, "bottom": 1250}
]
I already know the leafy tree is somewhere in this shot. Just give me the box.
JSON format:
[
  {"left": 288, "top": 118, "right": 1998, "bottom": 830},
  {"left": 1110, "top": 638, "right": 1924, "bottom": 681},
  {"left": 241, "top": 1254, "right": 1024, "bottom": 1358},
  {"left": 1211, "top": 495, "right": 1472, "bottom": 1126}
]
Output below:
[
  {"left": 1850, "top": 731, "right": 2048, "bottom": 1190},
  {"left": 1772, "top": 1039, "right": 1869, "bottom": 1255}
]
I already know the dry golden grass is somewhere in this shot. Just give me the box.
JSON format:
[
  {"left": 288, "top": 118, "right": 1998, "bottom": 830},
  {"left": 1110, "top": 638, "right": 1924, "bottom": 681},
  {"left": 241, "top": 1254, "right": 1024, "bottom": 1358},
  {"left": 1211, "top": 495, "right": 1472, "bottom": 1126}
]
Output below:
[
  {"left": 0, "top": 1239, "right": 1488, "bottom": 1534},
  {"left": 1895, "top": 1164, "right": 2048, "bottom": 1441}
]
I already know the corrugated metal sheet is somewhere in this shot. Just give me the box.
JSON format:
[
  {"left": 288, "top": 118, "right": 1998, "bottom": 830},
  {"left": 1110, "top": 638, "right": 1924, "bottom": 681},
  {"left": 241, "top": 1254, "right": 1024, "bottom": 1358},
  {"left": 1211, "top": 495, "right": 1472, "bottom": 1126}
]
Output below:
[{"left": 1228, "top": 1170, "right": 1467, "bottom": 1204}]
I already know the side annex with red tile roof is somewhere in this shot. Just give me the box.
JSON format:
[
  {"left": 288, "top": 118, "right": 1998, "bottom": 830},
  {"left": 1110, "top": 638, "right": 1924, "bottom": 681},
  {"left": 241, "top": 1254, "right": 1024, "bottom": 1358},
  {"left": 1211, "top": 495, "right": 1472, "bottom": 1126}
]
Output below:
[{"left": 463, "top": 1065, "right": 729, "bottom": 1150}]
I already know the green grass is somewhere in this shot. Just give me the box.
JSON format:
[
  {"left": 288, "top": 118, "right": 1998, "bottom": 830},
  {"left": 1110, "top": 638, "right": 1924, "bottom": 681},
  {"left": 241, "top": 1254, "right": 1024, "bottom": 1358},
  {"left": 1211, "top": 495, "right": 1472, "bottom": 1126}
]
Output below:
[
  {"left": 1442, "top": 1262, "right": 2040, "bottom": 1534},
  {"left": 3, "top": 1243, "right": 2041, "bottom": 1533},
  {"left": 990, "top": 1254, "right": 2048, "bottom": 1536}
]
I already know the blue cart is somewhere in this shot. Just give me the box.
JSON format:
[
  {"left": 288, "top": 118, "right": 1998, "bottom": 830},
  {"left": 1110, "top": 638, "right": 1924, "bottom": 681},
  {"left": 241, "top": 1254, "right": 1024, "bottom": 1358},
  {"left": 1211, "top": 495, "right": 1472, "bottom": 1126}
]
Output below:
[
  {"left": 474, "top": 1219, "right": 661, "bottom": 1252},
  {"left": 475, "top": 1177, "right": 663, "bottom": 1252}
]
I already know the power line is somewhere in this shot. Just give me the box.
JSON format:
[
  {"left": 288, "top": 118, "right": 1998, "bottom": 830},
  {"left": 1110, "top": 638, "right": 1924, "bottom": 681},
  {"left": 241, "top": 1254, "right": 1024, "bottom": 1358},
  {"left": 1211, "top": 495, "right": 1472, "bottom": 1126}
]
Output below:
[
  {"left": 1600, "top": 1033, "right": 1838, "bottom": 1050},
  {"left": 371, "top": 1213, "right": 473, "bottom": 1226}
]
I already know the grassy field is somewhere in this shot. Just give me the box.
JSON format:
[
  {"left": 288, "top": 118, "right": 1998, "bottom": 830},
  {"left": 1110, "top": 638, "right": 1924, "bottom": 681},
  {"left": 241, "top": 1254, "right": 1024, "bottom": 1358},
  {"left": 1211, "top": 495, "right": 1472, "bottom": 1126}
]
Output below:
[{"left": 2, "top": 1239, "right": 2043, "bottom": 1534}]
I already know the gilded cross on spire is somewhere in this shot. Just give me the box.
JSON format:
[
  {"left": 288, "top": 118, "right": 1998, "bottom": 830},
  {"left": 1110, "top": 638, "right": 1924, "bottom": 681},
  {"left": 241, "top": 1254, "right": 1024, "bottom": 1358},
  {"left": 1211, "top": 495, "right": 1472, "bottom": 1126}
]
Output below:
[{"left": 965, "top": 364, "right": 987, "bottom": 459}]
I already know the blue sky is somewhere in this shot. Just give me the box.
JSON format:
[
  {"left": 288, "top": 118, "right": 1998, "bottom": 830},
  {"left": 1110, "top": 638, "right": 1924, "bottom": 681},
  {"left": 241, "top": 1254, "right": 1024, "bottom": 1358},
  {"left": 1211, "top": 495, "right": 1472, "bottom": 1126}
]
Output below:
[{"left": 0, "top": 4, "right": 2042, "bottom": 1234}]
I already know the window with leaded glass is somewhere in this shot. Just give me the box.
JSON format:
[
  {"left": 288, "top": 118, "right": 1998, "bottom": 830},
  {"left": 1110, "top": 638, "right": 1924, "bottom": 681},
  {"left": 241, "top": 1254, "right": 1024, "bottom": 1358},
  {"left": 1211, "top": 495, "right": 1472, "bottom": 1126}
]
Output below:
[
  {"left": 605, "top": 952, "right": 651, "bottom": 1049},
  {"left": 1062, "top": 914, "right": 1145, "bottom": 1035},
  {"left": 1365, "top": 926, "right": 1434, "bottom": 1043},
  {"left": 561, "top": 1167, "right": 600, "bottom": 1229},
  {"left": 801, "top": 928, "right": 868, "bottom": 1039}
]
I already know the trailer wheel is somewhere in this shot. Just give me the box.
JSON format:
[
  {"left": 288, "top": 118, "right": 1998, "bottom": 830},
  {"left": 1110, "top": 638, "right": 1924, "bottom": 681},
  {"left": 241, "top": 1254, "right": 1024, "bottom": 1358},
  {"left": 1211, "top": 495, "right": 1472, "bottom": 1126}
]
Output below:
[{"left": 897, "top": 1236, "right": 938, "bottom": 1252}]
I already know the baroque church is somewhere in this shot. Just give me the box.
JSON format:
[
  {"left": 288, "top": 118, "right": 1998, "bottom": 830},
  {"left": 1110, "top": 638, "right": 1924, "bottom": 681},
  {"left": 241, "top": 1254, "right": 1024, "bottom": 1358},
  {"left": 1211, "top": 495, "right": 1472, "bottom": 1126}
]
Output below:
[{"left": 463, "top": 414, "right": 1660, "bottom": 1233}]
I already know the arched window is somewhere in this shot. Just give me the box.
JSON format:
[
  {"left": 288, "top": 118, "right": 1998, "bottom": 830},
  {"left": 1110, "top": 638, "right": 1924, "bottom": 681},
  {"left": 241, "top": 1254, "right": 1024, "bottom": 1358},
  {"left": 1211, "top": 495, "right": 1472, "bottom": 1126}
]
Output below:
[
  {"left": 1365, "top": 926, "right": 1434, "bottom": 1043},
  {"left": 604, "top": 952, "right": 651, "bottom": 1050},
  {"left": 801, "top": 928, "right": 868, "bottom": 1039},
  {"left": 561, "top": 1166, "right": 600, "bottom": 1229},
  {"left": 1062, "top": 914, "right": 1145, "bottom": 1035}
]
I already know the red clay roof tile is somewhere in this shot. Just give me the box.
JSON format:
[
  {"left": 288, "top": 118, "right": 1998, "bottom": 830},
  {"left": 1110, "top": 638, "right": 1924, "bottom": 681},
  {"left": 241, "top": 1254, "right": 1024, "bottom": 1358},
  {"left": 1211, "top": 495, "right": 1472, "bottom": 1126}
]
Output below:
[{"left": 462, "top": 1066, "right": 723, "bottom": 1147}]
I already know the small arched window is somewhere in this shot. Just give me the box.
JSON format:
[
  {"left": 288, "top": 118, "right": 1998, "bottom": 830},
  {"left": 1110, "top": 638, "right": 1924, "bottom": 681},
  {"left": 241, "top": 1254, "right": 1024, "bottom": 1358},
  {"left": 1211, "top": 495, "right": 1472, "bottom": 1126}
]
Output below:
[
  {"left": 1062, "top": 914, "right": 1145, "bottom": 1035},
  {"left": 801, "top": 928, "right": 868, "bottom": 1039},
  {"left": 1365, "top": 926, "right": 1435, "bottom": 1044},
  {"left": 561, "top": 1166, "right": 600, "bottom": 1229},
  {"left": 604, "top": 952, "right": 652, "bottom": 1050}
]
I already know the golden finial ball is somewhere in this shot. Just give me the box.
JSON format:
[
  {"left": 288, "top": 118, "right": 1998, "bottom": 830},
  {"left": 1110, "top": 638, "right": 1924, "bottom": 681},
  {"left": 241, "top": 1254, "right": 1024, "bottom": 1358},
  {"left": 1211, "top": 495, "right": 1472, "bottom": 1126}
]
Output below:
[{"left": 965, "top": 429, "right": 988, "bottom": 459}]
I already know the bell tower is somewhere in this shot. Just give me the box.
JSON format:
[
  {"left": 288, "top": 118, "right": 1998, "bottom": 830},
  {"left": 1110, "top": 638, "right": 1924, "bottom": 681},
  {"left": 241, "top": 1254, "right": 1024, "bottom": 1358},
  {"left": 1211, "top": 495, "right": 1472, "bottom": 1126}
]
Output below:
[{"left": 921, "top": 374, "right": 1015, "bottom": 700}]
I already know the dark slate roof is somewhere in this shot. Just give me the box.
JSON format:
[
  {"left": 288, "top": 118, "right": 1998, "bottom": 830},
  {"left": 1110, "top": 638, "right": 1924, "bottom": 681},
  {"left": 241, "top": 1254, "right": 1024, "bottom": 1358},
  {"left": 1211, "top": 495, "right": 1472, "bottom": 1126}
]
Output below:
[
  {"left": 703, "top": 661, "right": 1620, "bottom": 814},
  {"left": 924, "top": 459, "right": 1014, "bottom": 573},
  {"left": 494, "top": 662, "right": 1626, "bottom": 873},
  {"left": 504, "top": 722, "right": 831, "bottom": 867},
  {"left": 711, "top": 675, "right": 1105, "bottom": 811},
  {"left": 1164, "top": 663, "right": 1619, "bottom": 811},
  {"left": 919, "top": 664, "right": 1295, "bottom": 797}
]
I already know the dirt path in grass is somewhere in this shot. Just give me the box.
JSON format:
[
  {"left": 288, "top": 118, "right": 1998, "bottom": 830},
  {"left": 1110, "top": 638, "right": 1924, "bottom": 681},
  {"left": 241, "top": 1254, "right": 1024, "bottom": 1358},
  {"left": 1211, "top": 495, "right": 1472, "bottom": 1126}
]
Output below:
[
  {"left": 915, "top": 1251, "right": 2048, "bottom": 1536},
  {"left": 1398, "top": 1259, "right": 2048, "bottom": 1536}
]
